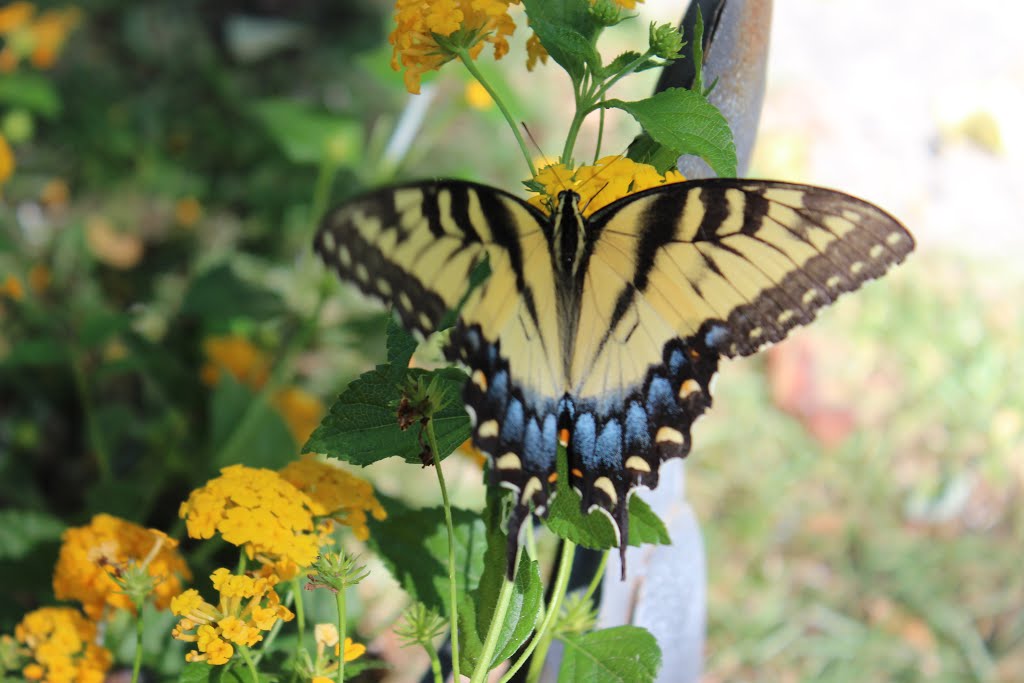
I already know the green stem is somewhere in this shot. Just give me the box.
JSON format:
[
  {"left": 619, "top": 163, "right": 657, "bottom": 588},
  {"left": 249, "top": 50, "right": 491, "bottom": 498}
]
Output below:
[
  {"left": 581, "top": 552, "right": 608, "bottom": 604},
  {"left": 500, "top": 538, "right": 575, "bottom": 683},
  {"left": 130, "top": 610, "right": 144, "bottom": 683},
  {"left": 470, "top": 559, "right": 518, "bottom": 683},
  {"left": 70, "top": 351, "right": 112, "bottom": 480},
  {"left": 424, "top": 640, "right": 444, "bottom": 683},
  {"left": 295, "top": 576, "right": 307, "bottom": 649},
  {"left": 426, "top": 419, "right": 460, "bottom": 682},
  {"left": 593, "top": 105, "right": 606, "bottom": 164},
  {"left": 239, "top": 646, "right": 260, "bottom": 683},
  {"left": 335, "top": 587, "right": 347, "bottom": 683},
  {"left": 457, "top": 50, "right": 535, "bottom": 178},
  {"left": 595, "top": 51, "right": 654, "bottom": 100}
]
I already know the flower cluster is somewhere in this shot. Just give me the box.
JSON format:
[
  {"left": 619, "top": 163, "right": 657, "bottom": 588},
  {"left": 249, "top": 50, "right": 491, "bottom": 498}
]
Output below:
[
  {"left": 179, "top": 464, "right": 322, "bottom": 574},
  {"left": 389, "top": 0, "right": 519, "bottom": 94},
  {"left": 528, "top": 155, "right": 685, "bottom": 216},
  {"left": 200, "top": 334, "right": 325, "bottom": 447},
  {"left": 0, "top": 2, "right": 81, "bottom": 72},
  {"left": 305, "top": 624, "right": 365, "bottom": 683},
  {"left": 8, "top": 607, "right": 112, "bottom": 683},
  {"left": 170, "top": 569, "right": 294, "bottom": 665},
  {"left": 52, "top": 514, "right": 191, "bottom": 620},
  {"left": 279, "top": 454, "right": 388, "bottom": 541}
]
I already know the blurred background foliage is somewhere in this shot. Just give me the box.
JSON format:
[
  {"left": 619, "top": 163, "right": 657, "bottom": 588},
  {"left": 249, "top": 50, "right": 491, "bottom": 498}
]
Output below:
[{"left": 0, "top": 1, "right": 1022, "bottom": 682}]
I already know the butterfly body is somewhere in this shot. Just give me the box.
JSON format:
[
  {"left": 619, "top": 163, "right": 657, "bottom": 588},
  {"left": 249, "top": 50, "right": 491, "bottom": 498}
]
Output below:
[{"left": 315, "top": 177, "right": 914, "bottom": 558}]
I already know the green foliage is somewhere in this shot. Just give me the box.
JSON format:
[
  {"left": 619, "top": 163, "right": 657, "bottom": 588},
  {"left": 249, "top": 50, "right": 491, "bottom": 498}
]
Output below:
[
  {"left": 0, "top": 510, "right": 64, "bottom": 561},
  {"left": 557, "top": 626, "right": 661, "bottom": 682}
]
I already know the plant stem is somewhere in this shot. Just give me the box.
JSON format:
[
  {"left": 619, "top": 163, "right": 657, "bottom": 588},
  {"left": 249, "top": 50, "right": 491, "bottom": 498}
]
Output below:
[
  {"left": 457, "top": 50, "right": 535, "bottom": 178},
  {"left": 335, "top": 587, "right": 347, "bottom": 683},
  {"left": 425, "top": 640, "right": 444, "bottom": 683},
  {"left": 499, "top": 538, "right": 575, "bottom": 683},
  {"left": 470, "top": 559, "right": 518, "bottom": 683},
  {"left": 239, "top": 646, "right": 260, "bottom": 683},
  {"left": 581, "top": 551, "right": 608, "bottom": 604},
  {"left": 130, "top": 610, "right": 144, "bottom": 683},
  {"left": 426, "top": 419, "right": 460, "bottom": 681},
  {"left": 69, "top": 351, "right": 112, "bottom": 481}
]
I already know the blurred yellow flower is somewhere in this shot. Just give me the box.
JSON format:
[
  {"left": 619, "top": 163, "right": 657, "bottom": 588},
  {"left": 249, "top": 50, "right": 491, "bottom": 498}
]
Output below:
[
  {"left": 12, "top": 607, "right": 112, "bottom": 683},
  {"left": 0, "top": 134, "right": 13, "bottom": 185},
  {"left": 179, "top": 464, "right": 322, "bottom": 569},
  {"left": 28, "top": 264, "right": 51, "bottom": 294},
  {"left": 200, "top": 334, "right": 271, "bottom": 389},
  {"left": 464, "top": 80, "right": 493, "bottom": 110},
  {"left": 309, "top": 624, "right": 365, "bottom": 679},
  {"left": 171, "top": 568, "right": 294, "bottom": 665},
  {"left": 458, "top": 438, "right": 487, "bottom": 468},
  {"left": 0, "top": 274, "right": 24, "bottom": 301},
  {"left": 175, "top": 196, "right": 202, "bottom": 227},
  {"left": 85, "top": 215, "right": 144, "bottom": 269},
  {"left": 272, "top": 386, "right": 324, "bottom": 446},
  {"left": 52, "top": 514, "right": 191, "bottom": 621},
  {"left": 40, "top": 177, "right": 70, "bottom": 207},
  {"left": 278, "top": 454, "right": 388, "bottom": 541},
  {"left": 528, "top": 155, "right": 685, "bottom": 216},
  {"left": 390, "top": 0, "right": 519, "bottom": 94},
  {"left": 525, "top": 32, "right": 548, "bottom": 71},
  {"left": 0, "top": 3, "right": 81, "bottom": 73}
]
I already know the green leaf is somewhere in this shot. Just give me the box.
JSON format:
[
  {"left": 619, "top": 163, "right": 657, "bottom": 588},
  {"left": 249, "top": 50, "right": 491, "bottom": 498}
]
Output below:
[
  {"left": 627, "top": 495, "right": 670, "bottom": 546},
  {"left": 520, "top": 0, "right": 602, "bottom": 81},
  {"left": 460, "top": 522, "right": 542, "bottom": 671},
  {"left": 545, "top": 445, "right": 617, "bottom": 549},
  {"left": 606, "top": 88, "right": 737, "bottom": 178},
  {"left": 251, "top": 98, "right": 362, "bottom": 166},
  {"left": 0, "top": 339, "right": 67, "bottom": 368},
  {"left": 209, "top": 376, "right": 296, "bottom": 469},
  {"left": 305, "top": 366, "right": 470, "bottom": 466},
  {"left": 181, "top": 263, "right": 286, "bottom": 325},
  {"left": 437, "top": 255, "right": 491, "bottom": 331},
  {"left": 691, "top": 7, "right": 706, "bottom": 94},
  {"left": 367, "top": 503, "right": 487, "bottom": 617},
  {"left": 0, "top": 510, "right": 65, "bottom": 561},
  {"left": 385, "top": 315, "right": 417, "bottom": 376},
  {"left": 0, "top": 73, "right": 61, "bottom": 118},
  {"left": 625, "top": 132, "right": 681, "bottom": 174},
  {"left": 557, "top": 626, "right": 662, "bottom": 682}
]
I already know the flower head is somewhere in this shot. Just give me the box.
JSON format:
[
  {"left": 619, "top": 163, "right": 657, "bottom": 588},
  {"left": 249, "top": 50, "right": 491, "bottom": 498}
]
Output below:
[
  {"left": 179, "top": 464, "right": 322, "bottom": 570},
  {"left": 390, "top": 0, "right": 520, "bottom": 94},
  {"left": 52, "top": 514, "right": 191, "bottom": 620},
  {"left": 0, "top": 3, "right": 81, "bottom": 73},
  {"left": 171, "top": 569, "right": 294, "bottom": 665},
  {"left": 278, "top": 454, "right": 387, "bottom": 540},
  {"left": 200, "top": 334, "right": 271, "bottom": 389},
  {"left": 0, "top": 133, "right": 14, "bottom": 186},
  {"left": 12, "top": 607, "right": 112, "bottom": 683},
  {"left": 272, "top": 386, "right": 325, "bottom": 447},
  {"left": 528, "top": 156, "right": 685, "bottom": 216}
]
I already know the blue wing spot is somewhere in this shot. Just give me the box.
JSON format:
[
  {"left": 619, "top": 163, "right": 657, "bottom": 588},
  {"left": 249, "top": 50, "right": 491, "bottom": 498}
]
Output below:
[
  {"left": 647, "top": 376, "right": 674, "bottom": 413},
  {"left": 704, "top": 324, "right": 730, "bottom": 349},
  {"left": 594, "top": 419, "right": 623, "bottom": 469},
  {"left": 539, "top": 413, "right": 558, "bottom": 469},
  {"left": 501, "top": 398, "right": 524, "bottom": 444},
  {"left": 488, "top": 370, "right": 509, "bottom": 412},
  {"left": 523, "top": 417, "right": 542, "bottom": 466},
  {"left": 572, "top": 413, "right": 597, "bottom": 466},
  {"left": 668, "top": 348, "right": 686, "bottom": 375},
  {"left": 624, "top": 402, "right": 650, "bottom": 450},
  {"left": 558, "top": 395, "right": 576, "bottom": 423}
]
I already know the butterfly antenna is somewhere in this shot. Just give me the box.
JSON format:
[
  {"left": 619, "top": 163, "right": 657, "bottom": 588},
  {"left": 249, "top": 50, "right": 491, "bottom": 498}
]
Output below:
[
  {"left": 576, "top": 151, "right": 634, "bottom": 214},
  {"left": 522, "top": 122, "right": 572, "bottom": 209}
]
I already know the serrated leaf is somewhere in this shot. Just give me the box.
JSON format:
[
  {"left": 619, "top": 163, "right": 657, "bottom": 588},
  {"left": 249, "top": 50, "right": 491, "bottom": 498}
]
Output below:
[
  {"left": 603, "top": 51, "right": 644, "bottom": 78},
  {"left": 606, "top": 88, "right": 737, "bottom": 178},
  {"left": 0, "top": 73, "right": 60, "bottom": 117},
  {"left": 209, "top": 376, "right": 297, "bottom": 469},
  {"left": 181, "top": 263, "right": 286, "bottom": 325},
  {"left": 251, "top": 98, "right": 362, "bottom": 166},
  {"left": 0, "top": 510, "right": 65, "bottom": 561},
  {"left": 558, "top": 626, "right": 661, "bottom": 683},
  {"left": 367, "top": 505, "right": 486, "bottom": 617},
  {"left": 627, "top": 495, "right": 670, "bottom": 546},
  {"left": 520, "top": 0, "right": 601, "bottom": 81},
  {"left": 305, "top": 366, "right": 470, "bottom": 466},
  {"left": 625, "top": 132, "right": 681, "bottom": 174}
]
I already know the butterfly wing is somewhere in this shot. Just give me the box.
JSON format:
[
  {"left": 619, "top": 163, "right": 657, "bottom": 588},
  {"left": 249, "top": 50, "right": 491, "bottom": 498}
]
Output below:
[
  {"left": 564, "top": 179, "right": 913, "bottom": 542},
  {"left": 315, "top": 180, "right": 565, "bottom": 500}
]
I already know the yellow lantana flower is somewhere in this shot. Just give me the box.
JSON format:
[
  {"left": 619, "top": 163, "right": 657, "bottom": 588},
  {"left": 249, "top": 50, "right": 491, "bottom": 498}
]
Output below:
[
  {"left": 0, "top": 3, "right": 81, "bottom": 73},
  {"left": 52, "top": 514, "right": 191, "bottom": 620},
  {"left": 0, "top": 274, "right": 24, "bottom": 301},
  {"left": 528, "top": 155, "right": 685, "bottom": 216},
  {"left": 278, "top": 454, "right": 387, "bottom": 541},
  {"left": 179, "top": 464, "right": 322, "bottom": 570},
  {"left": 0, "top": 134, "right": 14, "bottom": 185},
  {"left": 272, "top": 386, "right": 325, "bottom": 446},
  {"left": 171, "top": 568, "right": 294, "bottom": 665},
  {"left": 200, "top": 334, "right": 271, "bottom": 389},
  {"left": 12, "top": 607, "right": 113, "bottom": 683},
  {"left": 390, "top": 0, "right": 519, "bottom": 94}
]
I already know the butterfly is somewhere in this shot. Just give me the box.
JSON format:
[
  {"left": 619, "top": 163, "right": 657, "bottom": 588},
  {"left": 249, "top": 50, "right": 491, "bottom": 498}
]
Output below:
[{"left": 314, "top": 177, "right": 913, "bottom": 562}]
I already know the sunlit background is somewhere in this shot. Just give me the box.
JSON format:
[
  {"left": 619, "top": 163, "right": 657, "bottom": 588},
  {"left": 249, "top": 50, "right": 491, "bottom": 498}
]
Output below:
[{"left": 1, "top": 0, "right": 1021, "bottom": 681}]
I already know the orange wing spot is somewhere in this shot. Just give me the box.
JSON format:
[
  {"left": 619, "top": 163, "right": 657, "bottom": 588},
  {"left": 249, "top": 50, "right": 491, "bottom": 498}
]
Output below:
[
  {"left": 547, "top": 472, "right": 558, "bottom": 483},
  {"left": 571, "top": 468, "right": 583, "bottom": 479},
  {"left": 558, "top": 428, "right": 570, "bottom": 446},
  {"left": 688, "top": 348, "right": 701, "bottom": 360}
]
